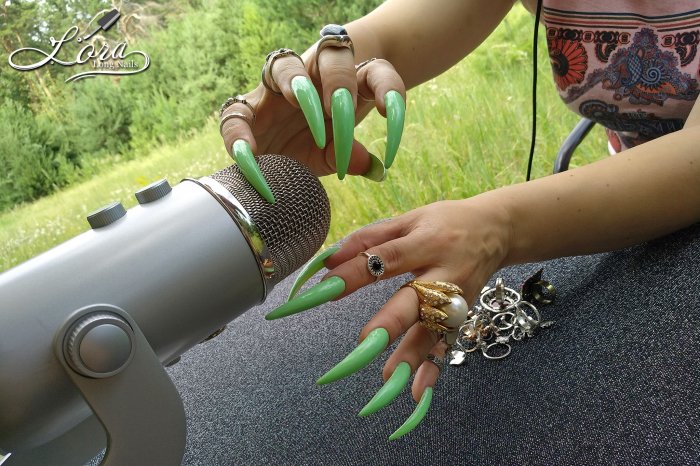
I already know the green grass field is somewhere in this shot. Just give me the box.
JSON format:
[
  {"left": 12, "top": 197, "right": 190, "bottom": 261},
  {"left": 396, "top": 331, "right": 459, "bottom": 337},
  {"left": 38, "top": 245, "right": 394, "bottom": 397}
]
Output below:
[{"left": 0, "top": 5, "right": 607, "bottom": 273}]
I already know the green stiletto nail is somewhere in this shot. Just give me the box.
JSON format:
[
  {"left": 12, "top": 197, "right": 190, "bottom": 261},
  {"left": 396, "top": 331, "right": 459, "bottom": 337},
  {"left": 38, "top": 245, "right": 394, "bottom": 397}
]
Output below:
[
  {"left": 359, "top": 361, "right": 410, "bottom": 417},
  {"left": 360, "top": 152, "right": 386, "bottom": 182},
  {"left": 384, "top": 90, "right": 405, "bottom": 169},
  {"left": 316, "top": 327, "right": 389, "bottom": 385},
  {"left": 291, "top": 76, "right": 326, "bottom": 148},
  {"left": 331, "top": 87, "right": 354, "bottom": 180},
  {"left": 287, "top": 246, "right": 340, "bottom": 301},
  {"left": 265, "top": 276, "right": 345, "bottom": 320},
  {"left": 232, "top": 140, "right": 275, "bottom": 204},
  {"left": 388, "top": 387, "right": 433, "bottom": 441}
]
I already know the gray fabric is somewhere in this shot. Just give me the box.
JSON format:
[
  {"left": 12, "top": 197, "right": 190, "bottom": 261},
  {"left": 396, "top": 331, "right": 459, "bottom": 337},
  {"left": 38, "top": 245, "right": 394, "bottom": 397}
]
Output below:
[{"left": 129, "top": 222, "right": 687, "bottom": 465}]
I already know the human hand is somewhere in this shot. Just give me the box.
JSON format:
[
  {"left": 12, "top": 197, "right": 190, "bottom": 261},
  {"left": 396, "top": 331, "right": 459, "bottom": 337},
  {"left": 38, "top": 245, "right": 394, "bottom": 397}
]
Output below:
[
  {"left": 219, "top": 25, "right": 406, "bottom": 203},
  {"left": 265, "top": 195, "right": 513, "bottom": 438}
]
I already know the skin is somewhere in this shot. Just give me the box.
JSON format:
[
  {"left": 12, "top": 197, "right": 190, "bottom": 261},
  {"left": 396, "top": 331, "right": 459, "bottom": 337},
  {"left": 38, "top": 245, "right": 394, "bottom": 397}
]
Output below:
[{"left": 222, "top": 0, "right": 700, "bottom": 402}]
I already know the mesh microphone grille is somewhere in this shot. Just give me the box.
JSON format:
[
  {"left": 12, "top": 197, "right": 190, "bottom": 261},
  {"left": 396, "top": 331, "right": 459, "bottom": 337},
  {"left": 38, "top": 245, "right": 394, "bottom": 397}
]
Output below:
[{"left": 210, "top": 155, "right": 330, "bottom": 284}]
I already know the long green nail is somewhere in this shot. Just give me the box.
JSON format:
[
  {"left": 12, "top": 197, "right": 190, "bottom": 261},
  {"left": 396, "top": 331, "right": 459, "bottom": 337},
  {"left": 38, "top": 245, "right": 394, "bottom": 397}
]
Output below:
[
  {"left": 316, "top": 327, "right": 389, "bottom": 385},
  {"left": 232, "top": 140, "right": 275, "bottom": 204},
  {"left": 361, "top": 152, "right": 386, "bottom": 182},
  {"left": 388, "top": 387, "right": 433, "bottom": 440},
  {"left": 384, "top": 90, "right": 405, "bottom": 169},
  {"left": 331, "top": 88, "right": 354, "bottom": 180},
  {"left": 287, "top": 246, "right": 340, "bottom": 301},
  {"left": 265, "top": 276, "right": 345, "bottom": 320},
  {"left": 359, "top": 361, "right": 410, "bottom": 417},
  {"left": 291, "top": 76, "right": 325, "bottom": 149}
]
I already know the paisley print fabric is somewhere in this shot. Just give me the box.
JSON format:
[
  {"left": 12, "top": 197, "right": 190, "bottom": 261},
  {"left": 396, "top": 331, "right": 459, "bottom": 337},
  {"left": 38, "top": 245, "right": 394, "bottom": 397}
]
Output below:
[{"left": 540, "top": 1, "right": 700, "bottom": 151}]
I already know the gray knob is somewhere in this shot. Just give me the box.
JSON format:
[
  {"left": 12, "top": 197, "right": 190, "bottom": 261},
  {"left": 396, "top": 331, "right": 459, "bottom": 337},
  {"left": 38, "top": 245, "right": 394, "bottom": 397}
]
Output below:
[
  {"left": 65, "top": 312, "right": 135, "bottom": 378},
  {"left": 87, "top": 202, "right": 126, "bottom": 229},
  {"left": 135, "top": 179, "right": 172, "bottom": 204}
]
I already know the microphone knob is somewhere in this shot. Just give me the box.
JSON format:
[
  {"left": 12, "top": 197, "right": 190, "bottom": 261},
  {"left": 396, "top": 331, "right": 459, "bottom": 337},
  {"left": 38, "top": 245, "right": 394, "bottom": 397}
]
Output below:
[{"left": 65, "top": 312, "right": 135, "bottom": 378}]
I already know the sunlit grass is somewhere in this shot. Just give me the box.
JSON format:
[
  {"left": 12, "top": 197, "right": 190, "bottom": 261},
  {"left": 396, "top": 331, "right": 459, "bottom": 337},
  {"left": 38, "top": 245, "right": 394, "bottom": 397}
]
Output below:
[{"left": 0, "top": 4, "right": 607, "bottom": 272}]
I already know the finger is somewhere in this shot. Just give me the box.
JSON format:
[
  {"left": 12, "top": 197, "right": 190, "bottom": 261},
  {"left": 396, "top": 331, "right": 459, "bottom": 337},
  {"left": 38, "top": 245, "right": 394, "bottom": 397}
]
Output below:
[
  {"left": 220, "top": 96, "right": 275, "bottom": 203},
  {"left": 357, "top": 59, "right": 406, "bottom": 168},
  {"left": 387, "top": 337, "right": 445, "bottom": 440},
  {"left": 267, "top": 54, "right": 326, "bottom": 149},
  {"left": 317, "top": 44, "right": 356, "bottom": 180},
  {"left": 325, "top": 217, "right": 408, "bottom": 268}
]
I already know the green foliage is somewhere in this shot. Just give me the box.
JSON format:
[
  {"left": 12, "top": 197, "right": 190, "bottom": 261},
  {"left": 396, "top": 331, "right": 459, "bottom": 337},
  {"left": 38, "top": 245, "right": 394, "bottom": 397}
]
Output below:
[
  {"left": 0, "top": 100, "right": 77, "bottom": 210},
  {"left": 0, "top": 0, "right": 381, "bottom": 211}
]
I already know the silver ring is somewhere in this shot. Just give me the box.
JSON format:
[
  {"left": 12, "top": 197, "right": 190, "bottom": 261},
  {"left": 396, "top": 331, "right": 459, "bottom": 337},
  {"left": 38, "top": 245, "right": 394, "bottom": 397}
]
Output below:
[
  {"left": 358, "top": 251, "right": 384, "bottom": 281},
  {"left": 219, "top": 112, "right": 252, "bottom": 134},
  {"left": 261, "top": 48, "right": 304, "bottom": 96},
  {"left": 426, "top": 353, "right": 444, "bottom": 373},
  {"left": 315, "top": 35, "right": 354, "bottom": 70},
  {"left": 220, "top": 95, "right": 256, "bottom": 125},
  {"left": 355, "top": 57, "right": 377, "bottom": 71}
]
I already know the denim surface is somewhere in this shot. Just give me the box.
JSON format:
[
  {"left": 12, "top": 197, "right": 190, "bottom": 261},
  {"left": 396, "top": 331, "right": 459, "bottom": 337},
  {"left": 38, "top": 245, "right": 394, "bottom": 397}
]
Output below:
[{"left": 162, "top": 222, "right": 700, "bottom": 465}]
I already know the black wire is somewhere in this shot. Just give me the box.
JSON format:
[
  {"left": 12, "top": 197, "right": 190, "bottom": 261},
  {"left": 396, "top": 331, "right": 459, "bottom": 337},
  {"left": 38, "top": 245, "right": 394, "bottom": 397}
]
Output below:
[{"left": 526, "top": 0, "right": 544, "bottom": 182}]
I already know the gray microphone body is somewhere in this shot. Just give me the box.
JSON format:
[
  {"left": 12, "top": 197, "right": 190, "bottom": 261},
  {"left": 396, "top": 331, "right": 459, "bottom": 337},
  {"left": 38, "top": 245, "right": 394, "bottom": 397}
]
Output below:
[{"left": 0, "top": 155, "right": 330, "bottom": 462}]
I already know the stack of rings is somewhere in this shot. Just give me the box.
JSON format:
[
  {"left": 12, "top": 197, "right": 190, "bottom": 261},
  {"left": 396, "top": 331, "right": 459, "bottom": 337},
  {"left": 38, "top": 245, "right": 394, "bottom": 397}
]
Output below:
[{"left": 219, "top": 95, "right": 256, "bottom": 134}]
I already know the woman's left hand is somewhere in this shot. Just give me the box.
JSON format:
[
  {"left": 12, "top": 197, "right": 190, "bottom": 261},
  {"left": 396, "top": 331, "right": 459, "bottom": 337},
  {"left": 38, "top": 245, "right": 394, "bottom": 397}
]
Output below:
[{"left": 265, "top": 194, "right": 513, "bottom": 439}]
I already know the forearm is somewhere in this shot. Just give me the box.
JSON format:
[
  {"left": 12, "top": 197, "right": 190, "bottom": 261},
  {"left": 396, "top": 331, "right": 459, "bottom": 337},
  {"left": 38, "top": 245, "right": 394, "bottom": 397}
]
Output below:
[
  {"left": 302, "top": 0, "right": 514, "bottom": 90},
  {"left": 488, "top": 126, "right": 700, "bottom": 267}
]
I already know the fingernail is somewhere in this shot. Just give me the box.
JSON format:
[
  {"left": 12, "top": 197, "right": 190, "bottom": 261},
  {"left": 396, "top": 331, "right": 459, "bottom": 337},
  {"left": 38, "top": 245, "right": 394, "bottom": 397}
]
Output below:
[
  {"left": 287, "top": 246, "right": 340, "bottom": 301},
  {"left": 388, "top": 387, "right": 433, "bottom": 440},
  {"left": 384, "top": 90, "right": 405, "bottom": 169},
  {"left": 316, "top": 327, "right": 389, "bottom": 385},
  {"left": 331, "top": 87, "right": 354, "bottom": 180},
  {"left": 360, "top": 152, "right": 386, "bottom": 182},
  {"left": 291, "top": 76, "right": 326, "bottom": 148},
  {"left": 232, "top": 140, "right": 276, "bottom": 204},
  {"left": 265, "top": 276, "right": 345, "bottom": 320},
  {"left": 359, "top": 361, "right": 410, "bottom": 417}
]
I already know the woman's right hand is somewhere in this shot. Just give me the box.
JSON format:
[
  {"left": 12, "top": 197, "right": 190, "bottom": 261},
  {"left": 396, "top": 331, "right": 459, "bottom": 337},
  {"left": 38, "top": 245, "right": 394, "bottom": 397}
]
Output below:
[{"left": 218, "top": 30, "right": 406, "bottom": 203}]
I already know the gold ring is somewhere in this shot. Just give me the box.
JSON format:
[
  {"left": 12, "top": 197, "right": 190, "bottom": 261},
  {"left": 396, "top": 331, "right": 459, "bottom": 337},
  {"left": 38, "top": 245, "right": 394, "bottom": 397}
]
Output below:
[{"left": 403, "top": 280, "right": 468, "bottom": 334}]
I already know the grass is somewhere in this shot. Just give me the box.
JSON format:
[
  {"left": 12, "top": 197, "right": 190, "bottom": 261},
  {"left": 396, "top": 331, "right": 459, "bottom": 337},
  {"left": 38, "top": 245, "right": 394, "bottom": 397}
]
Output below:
[{"left": 0, "top": 4, "right": 607, "bottom": 273}]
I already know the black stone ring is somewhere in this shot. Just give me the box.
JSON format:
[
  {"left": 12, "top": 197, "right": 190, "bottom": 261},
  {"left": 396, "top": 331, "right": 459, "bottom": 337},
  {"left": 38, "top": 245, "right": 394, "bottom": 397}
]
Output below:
[{"left": 359, "top": 252, "right": 385, "bottom": 281}]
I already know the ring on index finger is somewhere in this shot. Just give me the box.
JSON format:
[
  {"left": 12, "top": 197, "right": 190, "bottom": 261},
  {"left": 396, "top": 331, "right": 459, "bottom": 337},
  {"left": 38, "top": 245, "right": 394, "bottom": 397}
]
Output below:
[
  {"left": 261, "top": 48, "right": 304, "bottom": 95},
  {"left": 220, "top": 95, "right": 256, "bottom": 124}
]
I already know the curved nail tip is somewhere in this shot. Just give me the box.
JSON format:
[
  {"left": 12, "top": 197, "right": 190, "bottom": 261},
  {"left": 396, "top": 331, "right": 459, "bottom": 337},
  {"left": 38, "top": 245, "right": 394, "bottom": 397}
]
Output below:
[
  {"left": 291, "top": 76, "right": 326, "bottom": 148},
  {"left": 388, "top": 387, "right": 433, "bottom": 441},
  {"left": 331, "top": 87, "right": 354, "bottom": 180},
  {"left": 232, "top": 140, "right": 276, "bottom": 203},
  {"left": 358, "top": 361, "right": 411, "bottom": 417},
  {"left": 287, "top": 246, "right": 340, "bottom": 301},
  {"left": 361, "top": 153, "right": 386, "bottom": 182},
  {"left": 316, "top": 327, "right": 389, "bottom": 385},
  {"left": 384, "top": 90, "right": 405, "bottom": 169},
  {"left": 265, "top": 276, "right": 345, "bottom": 320}
]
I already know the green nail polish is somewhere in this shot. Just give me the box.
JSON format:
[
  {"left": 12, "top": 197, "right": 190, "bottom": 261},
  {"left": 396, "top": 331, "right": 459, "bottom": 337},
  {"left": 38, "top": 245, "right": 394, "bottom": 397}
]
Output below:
[
  {"left": 360, "top": 152, "right": 387, "bottom": 182},
  {"left": 388, "top": 387, "right": 433, "bottom": 441},
  {"left": 359, "top": 361, "right": 410, "bottom": 417},
  {"left": 291, "top": 76, "right": 326, "bottom": 149},
  {"left": 265, "top": 276, "right": 345, "bottom": 320},
  {"left": 316, "top": 327, "right": 389, "bottom": 385},
  {"left": 232, "top": 140, "right": 276, "bottom": 204},
  {"left": 287, "top": 246, "right": 340, "bottom": 301},
  {"left": 384, "top": 90, "right": 405, "bottom": 169},
  {"left": 331, "top": 88, "right": 354, "bottom": 180}
]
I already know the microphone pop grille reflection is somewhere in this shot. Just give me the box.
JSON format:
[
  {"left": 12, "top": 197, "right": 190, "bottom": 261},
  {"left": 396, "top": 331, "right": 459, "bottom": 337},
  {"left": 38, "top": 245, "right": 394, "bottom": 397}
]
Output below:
[{"left": 210, "top": 154, "right": 331, "bottom": 284}]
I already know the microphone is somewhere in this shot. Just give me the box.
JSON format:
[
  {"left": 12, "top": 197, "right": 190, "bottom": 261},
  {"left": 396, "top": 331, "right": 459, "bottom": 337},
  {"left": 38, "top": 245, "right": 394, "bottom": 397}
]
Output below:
[{"left": 0, "top": 155, "right": 330, "bottom": 465}]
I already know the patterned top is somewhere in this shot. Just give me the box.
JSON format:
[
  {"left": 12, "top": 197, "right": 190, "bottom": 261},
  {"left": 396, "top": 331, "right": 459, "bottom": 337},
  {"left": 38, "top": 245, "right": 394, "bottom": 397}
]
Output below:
[{"left": 534, "top": 1, "right": 700, "bottom": 151}]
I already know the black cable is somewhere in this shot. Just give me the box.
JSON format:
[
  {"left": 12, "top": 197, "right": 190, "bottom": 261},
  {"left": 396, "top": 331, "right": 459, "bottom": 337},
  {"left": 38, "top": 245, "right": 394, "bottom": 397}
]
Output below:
[{"left": 526, "top": 0, "right": 544, "bottom": 182}]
